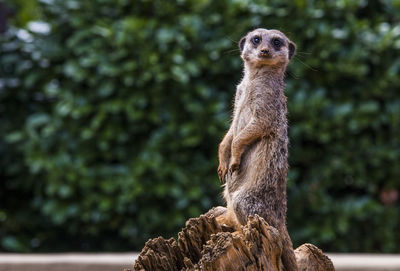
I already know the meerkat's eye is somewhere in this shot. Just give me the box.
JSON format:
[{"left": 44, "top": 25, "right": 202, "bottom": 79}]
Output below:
[
  {"left": 272, "top": 38, "right": 282, "bottom": 49},
  {"left": 252, "top": 36, "right": 261, "bottom": 45}
]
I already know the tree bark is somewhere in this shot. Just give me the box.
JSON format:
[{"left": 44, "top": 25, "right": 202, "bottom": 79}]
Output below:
[{"left": 133, "top": 207, "right": 335, "bottom": 271}]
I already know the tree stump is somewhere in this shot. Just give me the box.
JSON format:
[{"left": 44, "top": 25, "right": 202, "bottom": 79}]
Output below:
[{"left": 133, "top": 207, "right": 335, "bottom": 271}]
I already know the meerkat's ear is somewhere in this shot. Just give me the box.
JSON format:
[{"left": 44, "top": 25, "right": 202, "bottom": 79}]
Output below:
[
  {"left": 288, "top": 41, "right": 296, "bottom": 59},
  {"left": 239, "top": 37, "right": 246, "bottom": 52}
]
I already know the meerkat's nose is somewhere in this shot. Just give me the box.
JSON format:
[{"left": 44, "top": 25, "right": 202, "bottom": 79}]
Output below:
[{"left": 260, "top": 49, "right": 270, "bottom": 56}]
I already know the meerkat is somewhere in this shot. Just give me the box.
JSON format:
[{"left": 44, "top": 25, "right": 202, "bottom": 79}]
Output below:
[{"left": 217, "top": 28, "right": 297, "bottom": 271}]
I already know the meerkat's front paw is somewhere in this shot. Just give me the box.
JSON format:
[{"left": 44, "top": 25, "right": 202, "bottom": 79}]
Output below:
[
  {"left": 229, "top": 159, "right": 240, "bottom": 173},
  {"left": 218, "top": 164, "right": 228, "bottom": 182}
]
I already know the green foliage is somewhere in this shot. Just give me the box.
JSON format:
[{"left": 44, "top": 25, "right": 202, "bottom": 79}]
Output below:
[
  {"left": 3, "top": 0, "right": 42, "bottom": 27},
  {"left": 1, "top": 0, "right": 399, "bottom": 252}
]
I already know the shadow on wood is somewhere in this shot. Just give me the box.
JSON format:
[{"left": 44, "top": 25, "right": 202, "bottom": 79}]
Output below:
[{"left": 133, "top": 208, "right": 335, "bottom": 271}]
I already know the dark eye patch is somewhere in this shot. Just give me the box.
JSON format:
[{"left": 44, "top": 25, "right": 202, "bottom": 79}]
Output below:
[
  {"left": 272, "top": 38, "right": 283, "bottom": 49},
  {"left": 252, "top": 36, "right": 261, "bottom": 45}
]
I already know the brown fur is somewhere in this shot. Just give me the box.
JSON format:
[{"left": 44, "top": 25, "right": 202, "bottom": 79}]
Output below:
[{"left": 217, "top": 28, "right": 298, "bottom": 271}]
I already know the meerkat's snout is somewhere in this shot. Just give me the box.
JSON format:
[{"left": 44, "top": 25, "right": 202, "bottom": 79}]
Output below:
[{"left": 260, "top": 48, "right": 271, "bottom": 58}]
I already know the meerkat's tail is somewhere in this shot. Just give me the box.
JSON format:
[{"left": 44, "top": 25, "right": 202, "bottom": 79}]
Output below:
[{"left": 280, "top": 225, "right": 298, "bottom": 271}]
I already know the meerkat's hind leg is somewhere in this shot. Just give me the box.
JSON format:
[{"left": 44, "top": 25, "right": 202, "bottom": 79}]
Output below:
[
  {"left": 207, "top": 199, "right": 241, "bottom": 231},
  {"left": 216, "top": 208, "right": 241, "bottom": 232},
  {"left": 204, "top": 206, "right": 232, "bottom": 229},
  {"left": 199, "top": 206, "right": 235, "bottom": 232},
  {"left": 204, "top": 206, "right": 227, "bottom": 218}
]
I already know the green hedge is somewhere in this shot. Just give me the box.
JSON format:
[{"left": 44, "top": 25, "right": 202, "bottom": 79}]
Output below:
[{"left": 1, "top": 0, "right": 399, "bottom": 252}]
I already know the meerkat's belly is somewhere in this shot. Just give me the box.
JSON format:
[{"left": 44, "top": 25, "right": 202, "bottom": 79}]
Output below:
[{"left": 228, "top": 134, "right": 287, "bottom": 193}]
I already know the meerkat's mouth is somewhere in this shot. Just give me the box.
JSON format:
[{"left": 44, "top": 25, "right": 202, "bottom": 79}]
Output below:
[
  {"left": 259, "top": 54, "right": 272, "bottom": 59},
  {"left": 258, "top": 55, "right": 274, "bottom": 63},
  {"left": 257, "top": 54, "right": 274, "bottom": 63},
  {"left": 254, "top": 56, "right": 279, "bottom": 66}
]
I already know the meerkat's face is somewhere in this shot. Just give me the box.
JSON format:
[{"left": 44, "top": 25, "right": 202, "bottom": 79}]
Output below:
[{"left": 239, "top": 28, "right": 296, "bottom": 67}]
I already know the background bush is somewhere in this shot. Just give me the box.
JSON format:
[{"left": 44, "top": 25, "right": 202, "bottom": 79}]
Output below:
[{"left": 1, "top": 0, "right": 399, "bottom": 252}]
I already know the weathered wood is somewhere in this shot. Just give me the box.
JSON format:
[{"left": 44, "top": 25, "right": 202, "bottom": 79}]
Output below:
[
  {"left": 133, "top": 210, "right": 335, "bottom": 271},
  {"left": 294, "top": 243, "right": 335, "bottom": 271}
]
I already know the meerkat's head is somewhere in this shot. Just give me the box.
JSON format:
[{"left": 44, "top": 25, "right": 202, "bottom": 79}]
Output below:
[{"left": 239, "top": 28, "right": 296, "bottom": 68}]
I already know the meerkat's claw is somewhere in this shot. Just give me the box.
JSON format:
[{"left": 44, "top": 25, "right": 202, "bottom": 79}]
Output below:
[
  {"left": 229, "top": 161, "right": 240, "bottom": 173},
  {"left": 218, "top": 165, "right": 228, "bottom": 183},
  {"left": 218, "top": 173, "right": 224, "bottom": 183}
]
